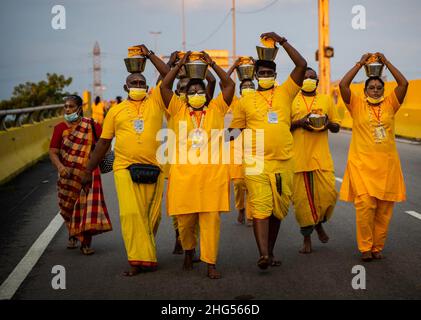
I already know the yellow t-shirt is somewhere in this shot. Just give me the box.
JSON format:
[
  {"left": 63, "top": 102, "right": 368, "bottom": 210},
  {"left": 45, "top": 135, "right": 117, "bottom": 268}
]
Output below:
[
  {"left": 92, "top": 101, "right": 105, "bottom": 125},
  {"left": 291, "top": 93, "right": 340, "bottom": 172},
  {"left": 340, "top": 91, "right": 406, "bottom": 202},
  {"left": 230, "top": 76, "right": 301, "bottom": 161},
  {"left": 100, "top": 86, "right": 165, "bottom": 171},
  {"left": 166, "top": 93, "right": 230, "bottom": 215}
]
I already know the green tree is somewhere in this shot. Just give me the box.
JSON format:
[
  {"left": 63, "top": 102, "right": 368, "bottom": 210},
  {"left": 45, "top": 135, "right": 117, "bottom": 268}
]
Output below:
[{"left": 0, "top": 73, "right": 74, "bottom": 110}]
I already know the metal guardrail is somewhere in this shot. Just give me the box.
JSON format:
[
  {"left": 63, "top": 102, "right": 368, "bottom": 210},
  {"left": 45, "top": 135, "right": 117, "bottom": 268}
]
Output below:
[{"left": 0, "top": 104, "right": 63, "bottom": 131}]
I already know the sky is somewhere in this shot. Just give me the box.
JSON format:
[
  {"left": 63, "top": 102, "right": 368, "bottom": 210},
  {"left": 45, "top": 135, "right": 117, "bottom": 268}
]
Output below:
[{"left": 0, "top": 0, "right": 420, "bottom": 101}]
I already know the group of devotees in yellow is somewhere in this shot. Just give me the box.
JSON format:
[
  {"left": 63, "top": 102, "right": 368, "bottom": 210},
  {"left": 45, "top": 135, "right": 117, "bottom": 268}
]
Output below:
[{"left": 81, "top": 32, "right": 408, "bottom": 279}]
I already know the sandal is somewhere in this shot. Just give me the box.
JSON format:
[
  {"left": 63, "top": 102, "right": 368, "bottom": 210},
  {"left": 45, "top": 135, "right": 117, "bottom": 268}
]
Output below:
[
  {"left": 207, "top": 265, "right": 221, "bottom": 279},
  {"left": 257, "top": 255, "right": 270, "bottom": 270},
  {"left": 67, "top": 237, "right": 78, "bottom": 249},
  {"left": 80, "top": 245, "right": 95, "bottom": 255}
]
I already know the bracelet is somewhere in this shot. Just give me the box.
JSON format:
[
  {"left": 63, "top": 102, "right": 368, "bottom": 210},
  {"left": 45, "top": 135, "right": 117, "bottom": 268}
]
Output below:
[
  {"left": 210, "top": 61, "right": 216, "bottom": 68},
  {"left": 147, "top": 50, "right": 155, "bottom": 58}
]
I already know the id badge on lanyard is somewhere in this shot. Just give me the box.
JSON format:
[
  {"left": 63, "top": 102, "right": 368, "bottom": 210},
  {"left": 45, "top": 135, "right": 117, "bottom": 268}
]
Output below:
[
  {"left": 133, "top": 119, "right": 144, "bottom": 133},
  {"left": 267, "top": 111, "right": 278, "bottom": 124}
]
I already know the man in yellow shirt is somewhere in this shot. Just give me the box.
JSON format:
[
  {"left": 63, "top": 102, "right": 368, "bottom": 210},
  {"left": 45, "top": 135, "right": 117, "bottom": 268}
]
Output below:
[
  {"left": 92, "top": 96, "right": 105, "bottom": 125},
  {"left": 230, "top": 32, "right": 307, "bottom": 270},
  {"left": 339, "top": 53, "right": 408, "bottom": 262},
  {"left": 160, "top": 51, "right": 235, "bottom": 279},
  {"left": 290, "top": 67, "right": 340, "bottom": 254},
  {"left": 82, "top": 44, "right": 171, "bottom": 276}
]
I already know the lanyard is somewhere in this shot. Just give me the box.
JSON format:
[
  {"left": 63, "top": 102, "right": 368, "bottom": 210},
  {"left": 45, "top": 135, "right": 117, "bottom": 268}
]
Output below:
[
  {"left": 300, "top": 93, "right": 316, "bottom": 113},
  {"left": 257, "top": 88, "right": 274, "bottom": 111},
  {"left": 188, "top": 106, "right": 207, "bottom": 130},
  {"left": 370, "top": 105, "right": 382, "bottom": 124}
]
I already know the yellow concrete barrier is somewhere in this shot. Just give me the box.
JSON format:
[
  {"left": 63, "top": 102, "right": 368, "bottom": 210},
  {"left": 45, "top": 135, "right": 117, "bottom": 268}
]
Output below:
[
  {"left": 332, "top": 79, "right": 421, "bottom": 140},
  {"left": 0, "top": 117, "right": 61, "bottom": 184}
]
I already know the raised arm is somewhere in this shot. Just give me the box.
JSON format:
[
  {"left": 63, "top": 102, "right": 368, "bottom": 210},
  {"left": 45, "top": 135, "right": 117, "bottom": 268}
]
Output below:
[
  {"left": 206, "top": 70, "right": 216, "bottom": 101},
  {"left": 202, "top": 51, "right": 235, "bottom": 106},
  {"left": 339, "top": 53, "right": 371, "bottom": 104},
  {"left": 138, "top": 44, "right": 170, "bottom": 79},
  {"left": 261, "top": 32, "right": 307, "bottom": 86},
  {"left": 376, "top": 53, "right": 408, "bottom": 104},
  {"left": 160, "top": 52, "right": 191, "bottom": 108}
]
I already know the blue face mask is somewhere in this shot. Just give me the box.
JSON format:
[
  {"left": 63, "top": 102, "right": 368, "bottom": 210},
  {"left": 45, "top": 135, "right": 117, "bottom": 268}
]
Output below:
[{"left": 64, "top": 111, "right": 80, "bottom": 123}]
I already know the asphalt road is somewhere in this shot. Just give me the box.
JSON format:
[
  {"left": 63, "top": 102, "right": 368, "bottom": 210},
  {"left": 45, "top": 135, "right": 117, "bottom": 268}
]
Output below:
[{"left": 1, "top": 131, "right": 420, "bottom": 300}]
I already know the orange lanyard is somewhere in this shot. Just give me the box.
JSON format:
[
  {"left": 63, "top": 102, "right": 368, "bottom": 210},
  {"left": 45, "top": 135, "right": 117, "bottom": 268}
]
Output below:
[
  {"left": 301, "top": 93, "right": 316, "bottom": 113},
  {"left": 257, "top": 89, "right": 274, "bottom": 111},
  {"left": 370, "top": 106, "right": 382, "bottom": 123}
]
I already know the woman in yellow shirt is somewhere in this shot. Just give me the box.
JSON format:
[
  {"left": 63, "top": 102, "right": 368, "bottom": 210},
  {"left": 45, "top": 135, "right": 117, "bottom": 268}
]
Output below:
[
  {"left": 290, "top": 67, "right": 340, "bottom": 254},
  {"left": 160, "top": 51, "right": 235, "bottom": 279},
  {"left": 339, "top": 53, "right": 408, "bottom": 262}
]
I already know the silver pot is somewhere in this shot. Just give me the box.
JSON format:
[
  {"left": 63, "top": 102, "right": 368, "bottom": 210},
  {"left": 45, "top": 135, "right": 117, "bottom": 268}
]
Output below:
[
  {"left": 236, "top": 64, "right": 255, "bottom": 81},
  {"left": 256, "top": 46, "right": 279, "bottom": 61},
  {"left": 124, "top": 57, "right": 146, "bottom": 73},
  {"left": 185, "top": 60, "right": 208, "bottom": 79},
  {"left": 364, "top": 62, "right": 384, "bottom": 77},
  {"left": 308, "top": 114, "right": 326, "bottom": 129}
]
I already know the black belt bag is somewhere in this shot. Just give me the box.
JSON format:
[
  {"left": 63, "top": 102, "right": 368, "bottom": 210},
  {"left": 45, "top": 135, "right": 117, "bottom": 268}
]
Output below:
[{"left": 127, "top": 164, "right": 161, "bottom": 184}]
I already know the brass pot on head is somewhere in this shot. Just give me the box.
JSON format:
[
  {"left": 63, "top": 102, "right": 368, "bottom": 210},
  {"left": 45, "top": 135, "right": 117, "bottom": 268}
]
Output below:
[
  {"left": 364, "top": 62, "right": 384, "bottom": 78},
  {"left": 124, "top": 56, "right": 147, "bottom": 73},
  {"left": 256, "top": 46, "right": 279, "bottom": 61},
  {"left": 236, "top": 64, "right": 255, "bottom": 81},
  {"left": 185, "top": 60, "right": 208, "bottom": 80}
]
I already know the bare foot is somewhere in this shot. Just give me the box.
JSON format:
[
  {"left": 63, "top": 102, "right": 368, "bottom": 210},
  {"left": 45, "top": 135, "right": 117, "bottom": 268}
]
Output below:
[
  {"left": 299, "top": 236, "right": 312, "bottom": 254},
  {"left": 122, "top": 266, "right": 141, "bottom": 277},
  {"left": 237, "top": 209, "right": 245, "bottom": 224},
  {"left": 172, "top": 238, "right": 183, "bottom": 255},
  {"left": 257, "top": 255, "right": 270, "bottom": 270},
  {"left": 246, "top": 219, "right": 253, "bottom": 227},
  {"left": 207, "top": 265, "right": 221, "bottom": 279},
  {"left": 372, "top": 251, "right": 385, "bottom": 260},
  {"left": 192, "top": 248, "right": 201, "bottom": 263},
  {"left": 183, "top": 250, "right": 194, "bottom": 270},
  {"left": 361, "top": 251, "right": 373, "bottom": 262},
  {"left": 315, "top": 224, "right": 329, "bottom": 243},
  {"left": 269, "top": 255, "right": 281, "bottom": 267}
]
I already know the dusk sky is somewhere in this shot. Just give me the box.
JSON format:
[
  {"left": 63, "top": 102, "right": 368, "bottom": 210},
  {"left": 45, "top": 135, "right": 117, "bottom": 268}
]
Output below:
[{"left": 1, "top": 0, "right": 420, "bottom": 100}]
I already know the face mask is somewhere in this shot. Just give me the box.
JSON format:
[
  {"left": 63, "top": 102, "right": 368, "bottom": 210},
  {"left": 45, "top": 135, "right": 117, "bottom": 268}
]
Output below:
[
  {"left": 241, "top": 88, "right": 255, "bottom": 97},
  {"left": 128, "top": 88, "right": 147, "bottom": 101},
  {"left": 301, "top": 78, "right": 318, "bottom": 93},
  {"left": 188, "top": 94, "right": 206, "bottom": 109},
  {"left": 64, "top": 111, "right": 80, "bottom": 123},
  {"left": 179, "top": 93, "right": 187, "bottom": 102},
  {"left": 258, "top": 77, "right": 275, "bottom": 89},
  {"left": 366, "top": 96, "right": 384, "bottom": 105}
]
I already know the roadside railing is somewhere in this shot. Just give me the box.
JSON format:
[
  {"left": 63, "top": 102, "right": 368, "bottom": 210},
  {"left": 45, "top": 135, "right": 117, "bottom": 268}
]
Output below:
[{"left": 0, "top": 104, "right": 63, "bottom": 131}]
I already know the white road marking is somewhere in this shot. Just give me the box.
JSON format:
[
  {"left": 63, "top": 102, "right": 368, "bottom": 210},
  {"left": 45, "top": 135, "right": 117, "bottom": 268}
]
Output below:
[
  {"left": 0, "top": 212, "right": 63, "bottom": 300},
  {"left": 405, "top": 211, "right": 421, "bottom": 221},
  {"left": 335, "top": 177, "right": 343, "bottom": 183}
]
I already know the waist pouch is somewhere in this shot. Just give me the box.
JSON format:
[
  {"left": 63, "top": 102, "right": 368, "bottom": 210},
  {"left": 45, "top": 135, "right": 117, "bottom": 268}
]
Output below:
[{"left": 127, "top": 164, "right": 161, "bottom": 184}]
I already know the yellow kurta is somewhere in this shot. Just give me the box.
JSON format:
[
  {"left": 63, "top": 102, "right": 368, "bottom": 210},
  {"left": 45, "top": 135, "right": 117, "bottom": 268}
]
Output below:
[
  {"left": 291, "top": 93, "right": 339, "bottom": 228},
  {"left": 166, "top": 94, "right": 230, "bottom": 215},
  {"left": 101, "top": 86, "right": 165, "bottom": 266},
  {"left": 230, "top": 76, "right": 300, "bottom": 219},
  {"left": 92, "top": 101, "right": 105, "bottom": 125},
  {"left": 340, "top": 91, "right": 406, "bottom": 202}
]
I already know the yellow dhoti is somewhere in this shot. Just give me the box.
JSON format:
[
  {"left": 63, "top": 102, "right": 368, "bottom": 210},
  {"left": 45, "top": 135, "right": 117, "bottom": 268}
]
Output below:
[
  {"left": 114, "top": 169, "right": 164, "bottom": 267},
  {"left": 292, "top": 170, "right": 337, "bottom": 235},
  {"left": 177, "top": 212, "right": 220, "bottom": 264},
  {"left": 245, "top": 159, "right": 293, "bottom": 220},
  {"left": 354, "top": 194, "right": 394, "bottom": 253}
]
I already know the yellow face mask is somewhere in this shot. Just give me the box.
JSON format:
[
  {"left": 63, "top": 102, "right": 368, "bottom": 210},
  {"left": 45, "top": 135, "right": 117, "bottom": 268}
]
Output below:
[
  {"left": 188, "top": 94, "right": 206, "bottom": 109},
  {"left": 366, "top": 96, "right": 384, "bottom": 105},
  {"left": 301, "top": 78, "right": 318, "bottom": 93},
  {"left": 258, "top": 77, "right": 275, "bottom": 89},
  {"left": 128, "top": 88, "right": 147, "bottom": 101},
  {"left": 241, "top": 88, "right": 255, "bottom": 97}
]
